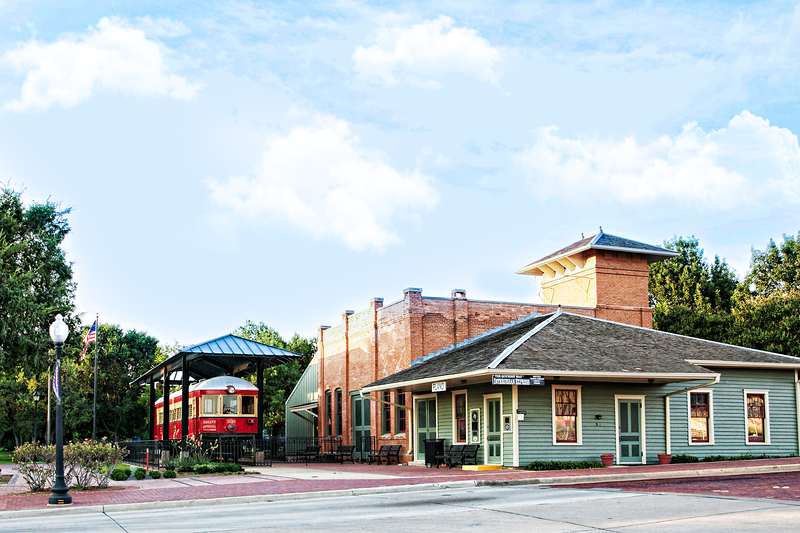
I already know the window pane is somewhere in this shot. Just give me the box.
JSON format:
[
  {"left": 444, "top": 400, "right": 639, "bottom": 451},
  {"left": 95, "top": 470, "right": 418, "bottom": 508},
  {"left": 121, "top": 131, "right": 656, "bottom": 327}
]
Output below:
[
  {"left": 222, "top": 396, "right": 238, "bottom": 415},
  {"left": 241, "top": 396, "right": 255, "bottom": 415},
  {"left": 555, "top": 417, "right": 576, "bottom": 442}
]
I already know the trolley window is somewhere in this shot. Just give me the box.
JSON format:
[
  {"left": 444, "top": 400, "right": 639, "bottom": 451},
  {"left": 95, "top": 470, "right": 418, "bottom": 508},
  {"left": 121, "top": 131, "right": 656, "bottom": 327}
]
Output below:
[
  {"left": 203, "top": 395, "right": 220, "bottom": 415},
  {"left": 222, "top": 395, "right": 238, "bottom": 415},
  {"left": 241, "top": 396, "right": 255, "bottom": 415}
]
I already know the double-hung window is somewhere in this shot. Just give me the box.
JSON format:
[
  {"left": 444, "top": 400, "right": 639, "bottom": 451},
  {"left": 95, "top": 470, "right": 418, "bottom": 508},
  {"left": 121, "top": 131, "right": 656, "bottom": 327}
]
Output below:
[
  {"left": 396, "top": 390, "right": 406, "bottom": 434},
  {"left": 382, "top": 391, "right": 392, "bottom": 435},
  {"left": 454, "top": 392, "right": 467, "bottom": 443},
  {"left": 552, "top": 386, "right": 582, "bottom": 444},
  {"left": 689, "top": 391, "right": 712, "bottom": 444},
  {"left": 745, "top": 391, "right": 769, "bottom": 444}
]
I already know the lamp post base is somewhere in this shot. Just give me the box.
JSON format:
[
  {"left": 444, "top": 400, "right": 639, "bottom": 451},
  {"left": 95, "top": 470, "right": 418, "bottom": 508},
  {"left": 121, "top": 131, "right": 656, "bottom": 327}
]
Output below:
[{"left": 47, "top": 495, "right": 72, "bottom": 505}]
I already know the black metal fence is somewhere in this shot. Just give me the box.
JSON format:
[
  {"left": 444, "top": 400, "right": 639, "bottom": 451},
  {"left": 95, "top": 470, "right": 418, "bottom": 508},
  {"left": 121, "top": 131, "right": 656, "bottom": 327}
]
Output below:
[{"left": 120, "top": 436, "right": 375, "bottom": 468}]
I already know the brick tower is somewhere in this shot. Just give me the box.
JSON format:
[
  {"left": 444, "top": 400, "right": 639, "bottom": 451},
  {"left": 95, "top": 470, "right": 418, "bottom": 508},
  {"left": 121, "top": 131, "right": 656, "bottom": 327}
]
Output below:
[{"left": 516, "top": 229, "right": 677, "bottom": 328}]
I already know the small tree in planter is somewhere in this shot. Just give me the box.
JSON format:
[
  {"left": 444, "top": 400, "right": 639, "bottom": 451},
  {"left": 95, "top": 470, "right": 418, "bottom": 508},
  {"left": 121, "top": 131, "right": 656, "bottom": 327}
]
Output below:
[
  {"left": 64, "top": 438, "right": 128, "bottom": 489},
  {"left": 12, "top": 442, "right": 55, "bottom": 491}
]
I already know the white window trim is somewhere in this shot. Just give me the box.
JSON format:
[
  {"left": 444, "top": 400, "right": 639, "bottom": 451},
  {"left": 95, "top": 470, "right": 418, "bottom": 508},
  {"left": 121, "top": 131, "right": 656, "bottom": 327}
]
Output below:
[
  {"left": 744, "top": 389, "right": 771, "bottom": 446},
  {"left": 412, "top": 393, "right": 437, "bottom": 462},
  {"left": 614, "top": 395, "right": 646, "bottom": 465},
  {"left": 687, "top": 389, "right": 715, "bottom": 446},
  {"left": 483, "top": 393, "right": 503, "bottom": 465},
  {"left": 452, "top": 391, "right": 468, "bottom": 444},
  {"left": 552, "top": 385, "right": 583, "bottom": 445}
]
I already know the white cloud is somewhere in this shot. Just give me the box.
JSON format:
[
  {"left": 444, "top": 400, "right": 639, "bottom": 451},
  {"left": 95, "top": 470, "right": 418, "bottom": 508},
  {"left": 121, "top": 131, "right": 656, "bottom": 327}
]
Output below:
[
  {"left": 206, "top": 114, "right": 439, "bottom": 252},
  {"left": 133, "top": 16, "right": 191, "bottom": 38},
  {"left": 3, "top": 17, "right": 202, "bottom": 112},
  {"left": 353, "top": 15, "right": 501, "bottom": 88},
  {"left": 515, "top": 111, "right": 800, "bottom": 207}
]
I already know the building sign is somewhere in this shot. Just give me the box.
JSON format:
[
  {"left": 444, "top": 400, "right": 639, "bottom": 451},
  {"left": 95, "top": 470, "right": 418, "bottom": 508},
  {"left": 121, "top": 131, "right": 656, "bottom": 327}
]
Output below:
[
  {"left": 491, "top": 374, "right": 545, "bottom": 386},
  {"left": 432, "top": 381, "right": 447, "bottom": 392}
]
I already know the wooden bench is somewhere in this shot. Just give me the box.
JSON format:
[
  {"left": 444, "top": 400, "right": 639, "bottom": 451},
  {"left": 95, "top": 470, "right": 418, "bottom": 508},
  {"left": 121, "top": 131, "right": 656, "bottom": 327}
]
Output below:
[
  {"left": 435, "top": 444, "right": 465, "bottom": 468},
  {"left": 368, "top": 445, "right": 390, "bottom": 465},
  {"left": 441, "top": 444, "right": 480, "bottom": 468},
  {"left": 368, "top": 445, "right": 401, "bottom": 465},
  {"left": 385, "top": 445, "right": 401, "bottom": 465},
  {"left": 295, "top": 445, "right": 321, "bottom": 464},
  {"left": 325, "top": 444, "right": 356, "bottom": 464}
]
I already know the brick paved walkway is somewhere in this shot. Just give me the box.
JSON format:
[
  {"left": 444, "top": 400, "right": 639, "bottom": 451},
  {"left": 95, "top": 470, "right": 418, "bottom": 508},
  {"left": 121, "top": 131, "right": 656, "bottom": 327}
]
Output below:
[{"left": 2, "top": 457, "right": 800, "bottom": 513}]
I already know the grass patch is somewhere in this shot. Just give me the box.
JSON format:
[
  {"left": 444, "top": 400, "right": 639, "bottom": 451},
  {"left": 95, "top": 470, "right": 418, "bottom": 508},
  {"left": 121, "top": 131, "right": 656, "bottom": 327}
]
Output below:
[{"left": 0, "top": 451, "right": 13, "bottom": 463}]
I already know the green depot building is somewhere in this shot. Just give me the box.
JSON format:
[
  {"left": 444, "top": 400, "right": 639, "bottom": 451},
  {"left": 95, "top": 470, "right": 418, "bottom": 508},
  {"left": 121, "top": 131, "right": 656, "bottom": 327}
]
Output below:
[{"left": 288, "top": 230, "right": 800, "bottom": 467}]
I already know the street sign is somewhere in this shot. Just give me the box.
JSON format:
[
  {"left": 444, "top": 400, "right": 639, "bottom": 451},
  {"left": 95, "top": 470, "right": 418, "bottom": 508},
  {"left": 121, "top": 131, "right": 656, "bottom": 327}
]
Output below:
[{"left": 491, "top": 374, "right": 544, "bottom": 386}]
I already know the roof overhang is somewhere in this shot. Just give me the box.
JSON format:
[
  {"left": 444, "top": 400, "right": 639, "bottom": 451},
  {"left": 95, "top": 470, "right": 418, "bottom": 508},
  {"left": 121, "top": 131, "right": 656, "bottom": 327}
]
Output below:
[
  {"left": 361, "top": 369, "right": 718, "bottom": 394},
  {"left": 686, "top": 360, "right": 800, "bottom": 370},
  {"left": 290, "top": 402, "right": 319, "bottom": 417}
]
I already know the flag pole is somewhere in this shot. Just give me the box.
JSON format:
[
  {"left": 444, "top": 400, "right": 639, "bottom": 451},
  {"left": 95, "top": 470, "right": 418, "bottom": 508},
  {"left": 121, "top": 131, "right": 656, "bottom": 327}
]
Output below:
[{"left": 92, "top": 314, "right": 99, "bottom": 441}]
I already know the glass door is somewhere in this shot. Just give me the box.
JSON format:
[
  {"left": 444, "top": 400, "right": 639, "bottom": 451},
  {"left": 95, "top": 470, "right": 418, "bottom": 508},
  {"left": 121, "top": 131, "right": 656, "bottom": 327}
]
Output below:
[
  {"left": 617, "top": 399, "right": 643, "bottom": 464},
  {"left": 415, "top": 398, "right": 436, "bottom": 461},
  {"left": 352, "top": 396, "right": 371, "bottom": 462},
  {"left": 486, "top": 397, "right": 502, "bottom": 464}
]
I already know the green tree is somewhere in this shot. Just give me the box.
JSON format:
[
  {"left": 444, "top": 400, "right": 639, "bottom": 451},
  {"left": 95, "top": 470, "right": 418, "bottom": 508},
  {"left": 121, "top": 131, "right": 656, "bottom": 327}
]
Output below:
[
  {"left": 83, "top": 324, "right": 159, "bottom": 441},
  {"left": 234, "top": 321, "right": 315, "bottom": 436},
  {"left": 740, "top": 232, "right": 800, "bottom": 301},
  {"left": 0, "top": 187, "right": 76, "bottom": 375},
  {"left": 649, "top": 236, "right": 739, "bottom": 313}
]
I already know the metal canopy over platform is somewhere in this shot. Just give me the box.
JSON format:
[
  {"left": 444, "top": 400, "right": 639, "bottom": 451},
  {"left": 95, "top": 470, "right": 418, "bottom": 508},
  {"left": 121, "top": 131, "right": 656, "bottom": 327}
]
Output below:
[
  {"left": 131, "top": 334, "right": 301, "bottom": 386},
  {"left": 130, "top": 334, "right": 303, "bottom": 445}
]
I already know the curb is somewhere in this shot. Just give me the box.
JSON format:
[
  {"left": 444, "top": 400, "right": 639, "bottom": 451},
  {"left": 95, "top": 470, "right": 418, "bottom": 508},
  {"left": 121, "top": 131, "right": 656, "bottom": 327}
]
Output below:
[{"left": 3, "top": 463, "right": 800, "bottom": 519}]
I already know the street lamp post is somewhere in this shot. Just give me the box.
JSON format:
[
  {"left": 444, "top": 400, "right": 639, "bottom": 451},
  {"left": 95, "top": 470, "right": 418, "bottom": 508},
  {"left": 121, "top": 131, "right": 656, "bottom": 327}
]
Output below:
[
  {"left": 33, "top": 391, "right": 40, "bottom": 443},
  {"left": 48, "top": 314, "right": 71, "bottom": 506}
]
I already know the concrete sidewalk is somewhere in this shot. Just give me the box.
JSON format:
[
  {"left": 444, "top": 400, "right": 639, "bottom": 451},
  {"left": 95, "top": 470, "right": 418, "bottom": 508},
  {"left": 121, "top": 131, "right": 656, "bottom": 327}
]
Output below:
[{"left": 2, "top": 457, "right": 800, "bottom": 518}]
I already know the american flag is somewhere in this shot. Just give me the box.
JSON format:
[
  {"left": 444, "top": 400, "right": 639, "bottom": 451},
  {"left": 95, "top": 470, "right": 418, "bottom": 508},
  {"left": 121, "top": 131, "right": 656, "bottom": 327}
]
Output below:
[{"left": 80, "top": 316, "right": 98, "bottom": 362}]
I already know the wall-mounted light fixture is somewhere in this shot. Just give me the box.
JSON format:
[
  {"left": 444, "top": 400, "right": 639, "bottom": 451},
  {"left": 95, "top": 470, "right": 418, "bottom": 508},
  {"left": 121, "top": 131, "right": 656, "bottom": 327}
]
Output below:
[{"left": 595, "top": 414, "right": 602, "bottom": 420}]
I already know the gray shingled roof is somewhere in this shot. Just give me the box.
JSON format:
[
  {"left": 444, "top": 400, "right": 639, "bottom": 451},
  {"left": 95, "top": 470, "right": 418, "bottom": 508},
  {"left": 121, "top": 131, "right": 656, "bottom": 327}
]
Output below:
[
  {"left": 523, "top": 230, "right": 677, "bottom": 267},
  {"left": 364, "top": 312, "right": 800, "bottom": 389}
]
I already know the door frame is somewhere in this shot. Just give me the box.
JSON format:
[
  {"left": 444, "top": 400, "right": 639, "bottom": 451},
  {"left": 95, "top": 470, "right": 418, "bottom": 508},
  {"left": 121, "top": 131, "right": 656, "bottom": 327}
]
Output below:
[
  {"left": 483, "top": 393, "right": 503, "bottom": 465},
  {"left": 412, "top": 393, "right": 437, "bottom": 462},
  {"left": 614, "top": 395, "right": 646, "bottom": 465}
]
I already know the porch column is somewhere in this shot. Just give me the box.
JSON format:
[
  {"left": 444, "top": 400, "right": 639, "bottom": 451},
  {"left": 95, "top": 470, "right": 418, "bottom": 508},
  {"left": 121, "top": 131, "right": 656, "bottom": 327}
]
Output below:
[
  {"left": 257, "top": 361, "right": 264, "bottom": 438},
  {"left": 148, "top": 377, "right": 155, "bottom": 441},
  {"left": 162, "top": 366, "right": 170, "bottom": 449},
  {"left": 181, "top": 355, "right": 189, "bottom": 447}
]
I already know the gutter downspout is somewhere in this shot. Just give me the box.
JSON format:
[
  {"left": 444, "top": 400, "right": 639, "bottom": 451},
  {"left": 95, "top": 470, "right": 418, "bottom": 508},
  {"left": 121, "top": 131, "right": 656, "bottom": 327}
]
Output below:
[
  {"left": 664, "top": 375, "right": 720, "bottom": 455},
  {"left": 796, "top": 369, "right": 800, "bottom": 457},
  {"left": 512, "top": 384, "right": 519, "bottom": 467}
]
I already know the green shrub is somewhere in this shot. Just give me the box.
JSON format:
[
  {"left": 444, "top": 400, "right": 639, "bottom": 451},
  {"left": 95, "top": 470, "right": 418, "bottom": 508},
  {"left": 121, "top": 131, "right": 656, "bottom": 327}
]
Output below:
[
  {"left": 226, "top": 462, "right": 242, "bottom": 473},
  {"left": 524, "top": 460, "right": 603, "bottom": 471},
  {"left": 193, "top": 463, "right": 213, "bottom": 474},
  {"left": 110, "top": 469, "right": 129, "bottom": 481},
  {"left": 163, "top": 469, "right": 177, "bottom": 479},
  {"left": 670, "top": 454, "right": 700, "bottom": 463},
  {"left": 134, "top": 468, "right": 147, "bottom": 480},
  {"left": 149, "top": 470, "right": 161, "bottom": 479}
]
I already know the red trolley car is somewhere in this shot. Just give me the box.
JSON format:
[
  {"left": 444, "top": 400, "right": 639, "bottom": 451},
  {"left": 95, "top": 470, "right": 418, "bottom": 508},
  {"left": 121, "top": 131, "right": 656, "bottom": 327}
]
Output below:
[{"left": 154, "top": 376, "right": 258, "bottom": 439}]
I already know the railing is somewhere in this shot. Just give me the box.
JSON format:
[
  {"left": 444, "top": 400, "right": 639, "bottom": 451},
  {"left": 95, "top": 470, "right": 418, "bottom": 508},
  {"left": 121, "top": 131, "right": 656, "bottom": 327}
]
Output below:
[
  {"left": 354, "top": 435, "right": 376, "bottom": 462},
  {"left": 120, "top": 437, "right": 357, "bottom": 467}
]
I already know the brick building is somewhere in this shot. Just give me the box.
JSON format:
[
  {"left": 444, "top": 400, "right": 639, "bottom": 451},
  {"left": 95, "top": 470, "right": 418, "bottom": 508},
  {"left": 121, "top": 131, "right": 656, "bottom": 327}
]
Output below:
[{"left": 287, "top": 230, "right": 681, "bottom": 462}]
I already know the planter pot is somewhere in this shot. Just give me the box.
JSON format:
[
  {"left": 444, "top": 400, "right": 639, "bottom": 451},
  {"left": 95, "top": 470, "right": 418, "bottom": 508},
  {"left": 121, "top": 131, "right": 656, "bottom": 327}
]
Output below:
[
  {"left": 658, "top": 453, "right": 672, "bottom": 465},
  {"left": 600, "top": 454, "right": 615, "bottom": 467}
]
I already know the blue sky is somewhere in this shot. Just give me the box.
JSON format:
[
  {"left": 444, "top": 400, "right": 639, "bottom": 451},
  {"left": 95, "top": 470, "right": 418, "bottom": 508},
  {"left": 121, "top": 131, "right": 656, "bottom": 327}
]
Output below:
[{"left": 2, "top": 1, "right": 799, "bottom": 346}]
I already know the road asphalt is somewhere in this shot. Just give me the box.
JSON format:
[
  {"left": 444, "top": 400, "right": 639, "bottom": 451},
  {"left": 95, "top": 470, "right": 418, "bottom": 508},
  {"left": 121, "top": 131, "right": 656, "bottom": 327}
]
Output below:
[{"left": 2, "top": 457, "right": 799, "bottom": 519}]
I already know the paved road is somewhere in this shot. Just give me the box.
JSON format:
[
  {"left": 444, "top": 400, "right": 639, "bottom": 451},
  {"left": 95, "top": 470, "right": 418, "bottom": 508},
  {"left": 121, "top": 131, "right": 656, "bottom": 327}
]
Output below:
[
  {"left": 3, "top": 484, "right": 800, "bottom": 533},
  {"left": 571, "top": 470, "right": 800, "bottom": 501}
]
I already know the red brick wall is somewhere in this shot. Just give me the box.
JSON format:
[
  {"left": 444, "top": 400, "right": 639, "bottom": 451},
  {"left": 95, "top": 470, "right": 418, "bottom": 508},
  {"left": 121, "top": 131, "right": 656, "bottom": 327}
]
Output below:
[{"left": 316, "top": 288, "right": 597, "bottom": 457}]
